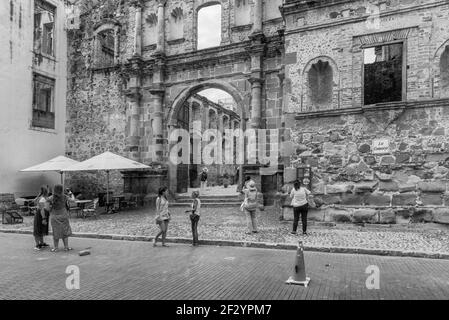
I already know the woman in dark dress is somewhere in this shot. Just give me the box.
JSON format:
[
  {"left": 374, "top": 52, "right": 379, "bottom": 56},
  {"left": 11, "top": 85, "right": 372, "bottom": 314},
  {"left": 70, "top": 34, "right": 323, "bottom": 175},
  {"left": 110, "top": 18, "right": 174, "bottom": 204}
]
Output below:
[
  {"left": 33, "top": 186, "right": 50, "bottom": 251},
  {"left": 47, "top": 185, "right": 73, "bottom": 252}
]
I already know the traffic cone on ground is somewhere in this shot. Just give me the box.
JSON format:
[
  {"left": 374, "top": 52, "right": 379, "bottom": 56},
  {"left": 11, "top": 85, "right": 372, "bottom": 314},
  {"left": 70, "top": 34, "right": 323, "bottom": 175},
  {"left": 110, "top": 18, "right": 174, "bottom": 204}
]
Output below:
[{"left": 286, "top": 241, "right": 310, "bottom": 287}]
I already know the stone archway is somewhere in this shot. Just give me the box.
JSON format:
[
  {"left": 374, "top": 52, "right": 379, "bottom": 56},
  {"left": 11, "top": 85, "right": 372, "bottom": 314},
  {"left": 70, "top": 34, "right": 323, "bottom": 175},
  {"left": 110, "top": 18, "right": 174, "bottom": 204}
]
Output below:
[{"left": 166, "top": 80, "right": 248, "bottom": 195}]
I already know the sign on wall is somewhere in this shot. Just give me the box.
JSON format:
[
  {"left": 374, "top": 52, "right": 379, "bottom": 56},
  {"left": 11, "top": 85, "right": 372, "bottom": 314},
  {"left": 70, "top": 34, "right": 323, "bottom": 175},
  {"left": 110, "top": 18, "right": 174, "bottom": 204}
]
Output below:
[{"left": 372, "top": 138, "right": 390, "bottom": 154}]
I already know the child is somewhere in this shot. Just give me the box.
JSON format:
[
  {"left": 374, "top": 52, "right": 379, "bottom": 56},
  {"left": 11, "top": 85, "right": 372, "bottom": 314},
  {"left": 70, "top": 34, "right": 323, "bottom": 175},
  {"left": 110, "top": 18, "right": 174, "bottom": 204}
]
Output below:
[{"left": 185, "top": 191, "right": 201, "bottom": 246}]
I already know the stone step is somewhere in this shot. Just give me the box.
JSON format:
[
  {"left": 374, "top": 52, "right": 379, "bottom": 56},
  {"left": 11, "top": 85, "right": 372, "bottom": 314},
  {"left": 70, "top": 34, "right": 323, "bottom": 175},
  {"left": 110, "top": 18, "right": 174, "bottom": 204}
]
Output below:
[
  {"left": 175, "top": 195, "right": 241, "bottom": 200},
  {"left": 170, "top": 202, "right": 242, "bottom": 208}
]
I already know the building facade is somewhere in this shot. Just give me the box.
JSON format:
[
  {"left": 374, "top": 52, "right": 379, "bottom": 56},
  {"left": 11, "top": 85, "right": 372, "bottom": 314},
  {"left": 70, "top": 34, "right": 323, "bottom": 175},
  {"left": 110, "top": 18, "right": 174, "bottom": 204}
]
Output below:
[
  {"left": 65, "top": 0, "right": 449, "bottom": 221},
  {"left": 0, "top": 0, "right": 67, "bottom": 196}
]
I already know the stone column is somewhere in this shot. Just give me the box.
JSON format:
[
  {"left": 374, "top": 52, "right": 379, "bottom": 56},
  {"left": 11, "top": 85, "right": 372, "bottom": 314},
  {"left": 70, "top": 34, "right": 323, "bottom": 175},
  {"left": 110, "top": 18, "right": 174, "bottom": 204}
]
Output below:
[
  {"left": 126, "top": 83, "right": 142, "bottom": 161},
  {"left": 249, "top": 78, "right": 263, "bottom": 129},
  {"left": 151, "top": 89, "right": 165, "bottom": 163},
  {"left": 155, "top": 0, "right": 167, "bottom": 55},
  {"left": 133, "top": 2, "right": 143, "bottom": 57},
  {"left": 252, "top": 0, "right": 263, "bottom": 34}
]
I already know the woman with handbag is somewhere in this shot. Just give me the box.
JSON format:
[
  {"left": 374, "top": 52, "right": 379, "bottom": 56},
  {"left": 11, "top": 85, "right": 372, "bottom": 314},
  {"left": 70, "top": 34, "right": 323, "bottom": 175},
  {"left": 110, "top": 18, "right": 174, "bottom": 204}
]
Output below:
[
  {"left": 290, "top": 180, "right": 312, "bottom": 236},
  {"left": 153, "top": 187, "right": 171, "bottom": 247}
]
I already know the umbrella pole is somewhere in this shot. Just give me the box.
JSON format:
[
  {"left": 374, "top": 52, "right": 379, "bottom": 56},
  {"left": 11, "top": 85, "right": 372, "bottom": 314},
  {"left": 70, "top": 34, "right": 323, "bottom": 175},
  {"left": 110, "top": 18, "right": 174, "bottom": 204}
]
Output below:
[
  {"left": 107, "top": 170, "right": 110, "bottom": 208},
  {"left": 61, "top": 172, "right": 64, "bottom": 189}
]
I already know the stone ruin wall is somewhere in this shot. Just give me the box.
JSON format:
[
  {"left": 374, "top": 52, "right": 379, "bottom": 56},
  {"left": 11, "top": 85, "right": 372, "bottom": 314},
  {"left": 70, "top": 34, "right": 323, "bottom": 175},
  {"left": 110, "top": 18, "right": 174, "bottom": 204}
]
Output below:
[{"left": 282, "top": 0, "right": 449, "bottom": 224}]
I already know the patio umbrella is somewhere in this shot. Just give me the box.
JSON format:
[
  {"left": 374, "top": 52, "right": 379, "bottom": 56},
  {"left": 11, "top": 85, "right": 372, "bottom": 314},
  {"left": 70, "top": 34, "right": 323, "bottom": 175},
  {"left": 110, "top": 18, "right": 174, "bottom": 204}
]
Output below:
[
  {"left": 20, "top": 156, "right": 80, "bottom": 188},
  {"left": 62, "top": 151, "right": 150, "bottom": 204}
]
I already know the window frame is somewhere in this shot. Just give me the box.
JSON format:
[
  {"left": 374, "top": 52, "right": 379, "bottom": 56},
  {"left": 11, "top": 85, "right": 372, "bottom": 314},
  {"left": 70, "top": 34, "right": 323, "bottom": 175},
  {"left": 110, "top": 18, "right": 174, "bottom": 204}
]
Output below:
[
  {"left": 31, "top": 73, "right": 56, "bottom": 130},
  {"left": 33, "top": 0, "right": 57, "bottom": 59},
  {"left": 361, "top": 39, "right": 408, "bottom": 106}
]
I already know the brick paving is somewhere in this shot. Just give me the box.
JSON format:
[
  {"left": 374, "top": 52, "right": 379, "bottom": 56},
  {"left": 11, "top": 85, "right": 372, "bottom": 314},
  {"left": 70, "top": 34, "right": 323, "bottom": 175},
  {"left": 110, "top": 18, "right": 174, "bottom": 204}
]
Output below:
[
  {"left": 3, "top": 206, "right": 449, "bottom": 256},
  {"left": 0, "top": 233, "right": 449, "bottom": 300}
]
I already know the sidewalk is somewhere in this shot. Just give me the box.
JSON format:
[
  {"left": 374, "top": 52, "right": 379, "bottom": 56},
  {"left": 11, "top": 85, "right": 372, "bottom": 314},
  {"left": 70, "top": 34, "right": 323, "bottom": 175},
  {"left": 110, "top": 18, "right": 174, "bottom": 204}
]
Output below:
[
  {"left": 2, "top": 206, "right": 449, "bottom": 259},
  {"left": 1, "top": 233, "right": 449, "bottom": 300}
]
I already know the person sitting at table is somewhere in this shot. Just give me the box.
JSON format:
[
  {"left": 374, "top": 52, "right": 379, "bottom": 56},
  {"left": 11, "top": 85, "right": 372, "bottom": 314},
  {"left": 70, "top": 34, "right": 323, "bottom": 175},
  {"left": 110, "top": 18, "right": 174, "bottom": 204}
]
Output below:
[
  {"left": 65, "top": 188, "right": 75, "bottom": 201},
  {"left": 32, "top": 186, "right": 50, "bottom": 251}
]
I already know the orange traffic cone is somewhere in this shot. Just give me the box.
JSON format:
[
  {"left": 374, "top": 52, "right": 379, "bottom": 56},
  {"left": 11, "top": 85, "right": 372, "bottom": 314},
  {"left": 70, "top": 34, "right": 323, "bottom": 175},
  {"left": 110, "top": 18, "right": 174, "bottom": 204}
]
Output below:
[{"left": 286, "top": 241, "right": 310, "bottom": 287}]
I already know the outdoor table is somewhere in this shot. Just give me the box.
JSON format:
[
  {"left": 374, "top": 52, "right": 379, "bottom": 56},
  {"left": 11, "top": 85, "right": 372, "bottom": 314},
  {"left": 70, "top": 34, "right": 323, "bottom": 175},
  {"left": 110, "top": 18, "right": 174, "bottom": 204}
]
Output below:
[{"left": 75, "top": 200, "right": 93, "bottom": 210}]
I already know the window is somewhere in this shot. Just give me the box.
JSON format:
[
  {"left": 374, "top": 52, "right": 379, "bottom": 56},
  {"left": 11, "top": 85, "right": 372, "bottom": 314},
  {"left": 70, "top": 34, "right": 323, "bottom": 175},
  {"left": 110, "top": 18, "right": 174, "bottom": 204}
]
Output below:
[
  {"left": 32, "top": 74, "right": 55, "bottom": 129},
  {"left": 94, "top": 28, "right": 116, "bottom": 68},
  {"left": 34, "top": 0, "right": 55, "bottom": 57},
  {"left": 308, "top": 60, "right": 333, "bottom": 109},
  {"left": 197, "top": 5, "right": 222, "bottom": 50},
  {"left": 440, "top": 46, "right": 449, "bottom": 98},
  {"left": 364, "top": 42, "right": 404, "bottom": 105}
]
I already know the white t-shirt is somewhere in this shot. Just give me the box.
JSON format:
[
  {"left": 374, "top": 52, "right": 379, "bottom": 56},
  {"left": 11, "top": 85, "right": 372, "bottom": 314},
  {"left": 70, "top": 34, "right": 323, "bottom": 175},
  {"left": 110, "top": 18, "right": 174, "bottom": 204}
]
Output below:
[
  {"left": 290, "top": 187, "right": 311, "bottom": 207},
  {"left": 192, "top": 198, "right": 201, "bottom": 216}
]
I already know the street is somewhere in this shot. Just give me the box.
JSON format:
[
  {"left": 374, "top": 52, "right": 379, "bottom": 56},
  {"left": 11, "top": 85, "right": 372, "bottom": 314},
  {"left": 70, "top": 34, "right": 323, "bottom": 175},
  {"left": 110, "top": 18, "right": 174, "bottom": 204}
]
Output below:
[{"left": 0, "top": 233, "right": 448, "bottom": 300}]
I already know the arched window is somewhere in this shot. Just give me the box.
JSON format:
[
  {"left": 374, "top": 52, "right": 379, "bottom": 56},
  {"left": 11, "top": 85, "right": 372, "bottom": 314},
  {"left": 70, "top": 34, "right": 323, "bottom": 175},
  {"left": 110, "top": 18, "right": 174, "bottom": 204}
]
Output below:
[
  {"left": 169, "top": 7, "right": 184, "bottom": 41},
  {"left": 93, "top": 24, "right": 119, "bottom": 69},
  {"left": 307, "top": 60, "right": 333, "bottom": 110},
  {"left": 440, "top": 46, "right": 449, "bottom": 98},
  {"left": 197, "top": 4, "right": 222, "bottom": 50}
]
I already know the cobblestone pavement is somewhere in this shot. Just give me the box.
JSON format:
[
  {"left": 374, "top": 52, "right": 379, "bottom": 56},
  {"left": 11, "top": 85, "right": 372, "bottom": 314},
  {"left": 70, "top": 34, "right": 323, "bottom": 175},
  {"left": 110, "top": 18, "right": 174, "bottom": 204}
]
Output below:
[
  {"left": 0, "top": 233, "right": 449, "bottom": 300},
  {"left": 4, "top": 206, "right": 449, "bottom": 255}
]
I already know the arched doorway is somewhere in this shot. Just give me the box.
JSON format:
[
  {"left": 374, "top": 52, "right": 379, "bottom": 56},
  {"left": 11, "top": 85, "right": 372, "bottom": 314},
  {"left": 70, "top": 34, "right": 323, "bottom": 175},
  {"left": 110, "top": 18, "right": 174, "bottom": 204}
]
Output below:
[{"left": 167, "top": 81, "right": 248, "bottom": 195}]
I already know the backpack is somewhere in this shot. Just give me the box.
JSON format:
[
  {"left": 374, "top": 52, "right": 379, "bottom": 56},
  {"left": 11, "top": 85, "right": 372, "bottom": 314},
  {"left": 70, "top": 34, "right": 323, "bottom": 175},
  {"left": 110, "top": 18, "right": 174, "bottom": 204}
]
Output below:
[{"left": 245, "top": 189, "right": 258, "bottom": 211}]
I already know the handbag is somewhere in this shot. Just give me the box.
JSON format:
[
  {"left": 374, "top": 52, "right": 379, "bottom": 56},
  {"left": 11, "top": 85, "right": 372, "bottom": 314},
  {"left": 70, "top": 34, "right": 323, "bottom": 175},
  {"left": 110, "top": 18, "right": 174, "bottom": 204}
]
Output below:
[{"left": 307, "top": 193, "right": 316, "bottom": 208}]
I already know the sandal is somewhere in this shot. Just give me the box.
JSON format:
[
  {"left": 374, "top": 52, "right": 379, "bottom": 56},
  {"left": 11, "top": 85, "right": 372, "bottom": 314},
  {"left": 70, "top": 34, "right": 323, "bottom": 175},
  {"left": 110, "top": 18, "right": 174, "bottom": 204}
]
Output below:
[
  {"left": 51, "top": 248, "right": 58, "bottom": 252},
  {"left": 64, "top": 247, "right": 74, "bottom": 251}
]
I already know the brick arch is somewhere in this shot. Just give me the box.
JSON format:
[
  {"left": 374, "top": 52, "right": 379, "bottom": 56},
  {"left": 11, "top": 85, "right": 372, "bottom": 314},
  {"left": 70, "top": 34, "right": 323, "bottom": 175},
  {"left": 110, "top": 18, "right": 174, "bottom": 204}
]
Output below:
[
  {"left": 431, "top": 39, "right": 449, "bottom": 98},
  {"left": 167, "top": 80, "right": 249, "bottom": 127},
  {"left": 300, "top": 56, "right": 340, "bottom": 111}
]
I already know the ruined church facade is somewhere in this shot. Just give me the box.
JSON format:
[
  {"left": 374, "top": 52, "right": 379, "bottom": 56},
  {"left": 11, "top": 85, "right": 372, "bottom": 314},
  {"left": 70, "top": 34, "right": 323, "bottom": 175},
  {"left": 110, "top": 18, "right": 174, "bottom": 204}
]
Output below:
[{"left": 66, "top": 0, "right": 449, "bottom": 221}]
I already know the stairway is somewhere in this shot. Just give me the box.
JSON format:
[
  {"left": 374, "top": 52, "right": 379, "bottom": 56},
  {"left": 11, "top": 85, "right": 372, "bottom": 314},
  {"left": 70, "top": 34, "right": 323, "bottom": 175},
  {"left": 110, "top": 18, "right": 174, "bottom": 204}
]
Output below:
[{"left": 170, "top": 194, "right": 242, "bottom": 208}]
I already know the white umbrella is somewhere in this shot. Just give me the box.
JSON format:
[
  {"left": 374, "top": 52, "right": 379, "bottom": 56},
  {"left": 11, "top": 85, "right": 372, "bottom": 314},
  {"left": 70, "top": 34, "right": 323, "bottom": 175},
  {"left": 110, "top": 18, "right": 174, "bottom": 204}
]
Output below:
[
  {"left": 20, "top": 156, "right": 80, "bottom": 187},
  {"left": 63, "top": 151, "right": 150, "bottom": 205}
]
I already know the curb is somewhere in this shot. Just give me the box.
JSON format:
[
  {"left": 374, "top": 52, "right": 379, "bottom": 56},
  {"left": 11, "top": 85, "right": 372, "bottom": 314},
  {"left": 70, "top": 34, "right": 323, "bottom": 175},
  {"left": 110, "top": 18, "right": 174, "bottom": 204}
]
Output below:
[{"left": 1, "top": 228, "right": 449, "bottom": 260}]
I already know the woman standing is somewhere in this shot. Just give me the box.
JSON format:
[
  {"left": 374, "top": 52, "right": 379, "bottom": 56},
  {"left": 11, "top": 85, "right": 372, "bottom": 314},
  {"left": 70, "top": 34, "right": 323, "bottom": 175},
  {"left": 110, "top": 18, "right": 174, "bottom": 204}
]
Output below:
[
  {"left": 33, "top": 186, "right": 50, "bottom": 251},
  {"left": 290, "top": 180, "right": 311, "bottom": 236},
  {"left": 47, "top": 185, "right": 73, "bottom": 252},
  {"left": 185, "top": 191, "right": 201, "bottom": 246},
  {"left": 153, "top": 187, "right": 171, "bottom": 247}
]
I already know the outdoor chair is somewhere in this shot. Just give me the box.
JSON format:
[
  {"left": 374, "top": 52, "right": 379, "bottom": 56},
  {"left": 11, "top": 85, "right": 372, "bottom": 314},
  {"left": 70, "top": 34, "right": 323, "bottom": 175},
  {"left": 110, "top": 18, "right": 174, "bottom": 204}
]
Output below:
[
  {"left": 67, "top": 200, "right": 82, "bottom": 218},
  {"left": 82, "top": 198, "right": 99, "bottom": 219},
  {"left": 123, "top": 194, "right": 138, "bottom": 210},
  {"left": 2, "top": 210, "right": 24, "bottom": 225}
]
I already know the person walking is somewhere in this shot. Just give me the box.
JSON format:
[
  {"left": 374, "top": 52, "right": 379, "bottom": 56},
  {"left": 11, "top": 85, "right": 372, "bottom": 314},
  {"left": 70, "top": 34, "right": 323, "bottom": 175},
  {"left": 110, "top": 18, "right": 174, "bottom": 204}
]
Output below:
[
  {"left": 153, "top": 187, "right": 171, "bottom": 247},
  {"left": 290, "top": 180, "right": 311, "bottom": 236},
  {"left": 242, "top": 181, "right": 260, "bottom": 235},
  {"left": 199, "top": 168, "right": 208, "bottom": 193},
  {"left": 46, "top": 185, "right": 73, "bottom": 252},
  {"left": 32, "top": 186, "right": 50, "bottom": 251},
  {"left": 185, "top": 191, "right": 201, "bottom": 246}
]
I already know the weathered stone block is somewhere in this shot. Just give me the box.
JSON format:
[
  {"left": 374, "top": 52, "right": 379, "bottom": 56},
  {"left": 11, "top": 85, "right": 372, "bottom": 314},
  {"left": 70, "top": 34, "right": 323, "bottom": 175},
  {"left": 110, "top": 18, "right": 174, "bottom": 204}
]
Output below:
[
  {"left": 324, "top": 208, "right": 353, "bottom": 223},
  {"left": 378, "top": 181, "right": 399, "bottom": 192},
  {"left": 341, "top": 194, "right": 364, "bottom": 206},
  {"left": 354, "top": 181, "right": 378, "bottom": 193},
  {"left": 395, "top": 153, "right": 411, "bottom": 164},
  {"left": 410, "top": 209, "right": 433, "bottom": 223},
  {"left": 312, "top": 182, "right": 325, "bottom": 195},
  {"left": 398, "top": 183, "right": 416, "bottom": 193},
  {"left": 358, "top": 144, "right": 371, "bottom": 154},
  {"left": 353, "top": 209, "right": 378, "bottom": 224},
  {"left": 308, "top": 208, "right": 324, "bottom": 222},
  {"left": 375, "top": 172, "right": 393, "bottom": 181},
  {"left": 379, "top": 209, "right": 396, "bottom": 224},
  {"left": 380, "top": 156, "right": 396, "bottom": 165},
  {"left": 364, "top": 194, "right": 391, "bottom": 206},
  {"left": 433, "top": 208, "right": 449, "bottom": 224},
  {"left": 314, "top": 195, "right": 342, "bottom": 206},
  {"left": 420, "top": 194, "right": 443, "bottom": 206},
  {"left": 392, "top": 193, "right": 417, "bottom": 206},
  {"left": 326, "top": 184, "right": 353, "bottom": 194},
  {"left": 417, "top": 181, "right": 446, "bottom": 193}
]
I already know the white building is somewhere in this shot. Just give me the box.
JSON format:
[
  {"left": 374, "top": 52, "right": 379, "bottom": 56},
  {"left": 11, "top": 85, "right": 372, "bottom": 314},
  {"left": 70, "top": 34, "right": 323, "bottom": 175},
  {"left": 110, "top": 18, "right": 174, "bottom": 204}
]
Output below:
[{"left": 0, "top": 0, "right": 67, "bottom": 196}]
